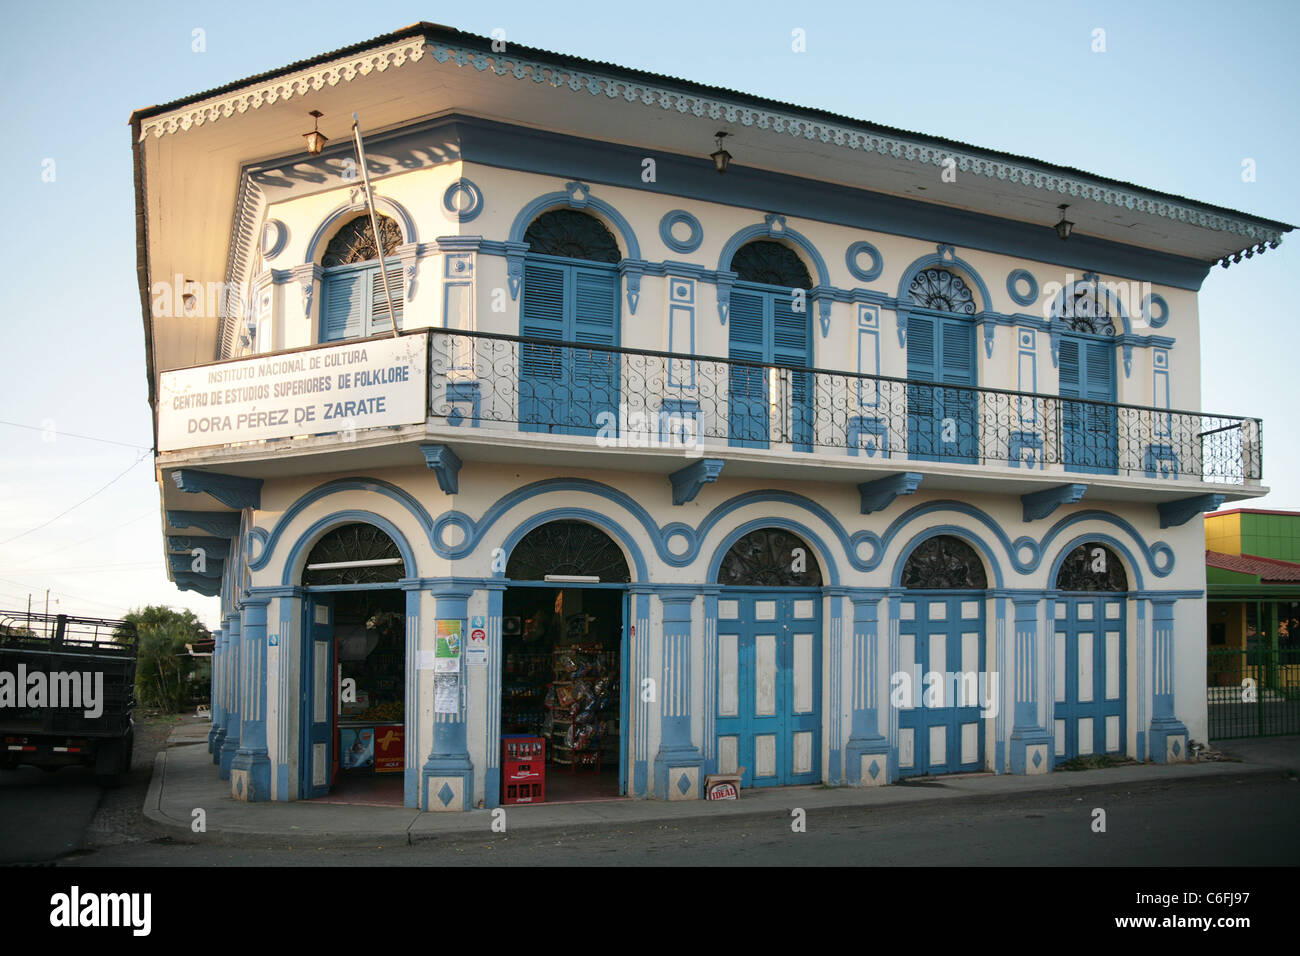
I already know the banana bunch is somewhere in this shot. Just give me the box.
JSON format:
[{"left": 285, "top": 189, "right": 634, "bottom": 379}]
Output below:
[{"left": 358, "top": 701, "right": 404, "bottom": 721}]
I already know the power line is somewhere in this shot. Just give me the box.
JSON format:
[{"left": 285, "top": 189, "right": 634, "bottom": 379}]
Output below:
[
  {"left": 0, "top": 448, "right": 152, "bottom": 546},
  {"left": 19, "top": 510, "right": 155, "bottom": 563},
  {"left": 0, "top": 420, "right": 152, "bottom": 450}
]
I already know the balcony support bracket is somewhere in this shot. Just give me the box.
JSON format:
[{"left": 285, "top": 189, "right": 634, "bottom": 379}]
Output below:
[
  {"left": 421, "top": 443, "right": 463, "bottom": 495},
  {"left": 1158, "top": 493, "right": 1226, "bottom": 529},
  {"left": 1021, "top": 483, "right": 1088, "bottom": 523},
  {"left": 858, "top": 472, "right": 923, "bottom": 515},
  {"left": 166, "top": 510, "right": 242, "bottom": 538},
  {"left": 167, "top": 536, "right": 233, "bottom": 560},
  {"left": 171, "top": 470, "right": 262, "bottom": 510},
  {"left": 670, "top": 458, "right": 725, "bottom": 506}
]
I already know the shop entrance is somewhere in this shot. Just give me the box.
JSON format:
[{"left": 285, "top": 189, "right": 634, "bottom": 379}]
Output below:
[
  {"left": 500, "top": 520, "right": 630, "bottom": 805},
  {"left": 300, "top": 522, "right": 408, "bottom": 805}
]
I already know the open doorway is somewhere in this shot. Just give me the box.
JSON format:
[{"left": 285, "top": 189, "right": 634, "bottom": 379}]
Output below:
[{"left": 501, "top": 519, "right": 630, "bottom": 805}]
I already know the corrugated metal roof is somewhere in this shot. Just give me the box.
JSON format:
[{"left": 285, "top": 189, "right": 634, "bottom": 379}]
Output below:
[
  {"left": 1206, "top": 551, "right": 1300, "bottom": 581},
  {"left": 129, "top": 21, "right": 1292, "bottom": 236}
]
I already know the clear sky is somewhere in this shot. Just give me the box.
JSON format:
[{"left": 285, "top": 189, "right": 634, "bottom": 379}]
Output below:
[{"left": 0, "top": 0, "right": 1296, "bottom": 629}]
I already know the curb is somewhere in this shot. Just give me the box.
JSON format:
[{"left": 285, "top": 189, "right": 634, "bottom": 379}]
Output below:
[{"left": 139, "top": 758, "right": 1288, "bottom": 849}]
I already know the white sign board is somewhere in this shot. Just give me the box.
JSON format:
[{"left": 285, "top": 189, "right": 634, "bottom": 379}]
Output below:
[{"left": 158, "top": 333, "right": 428, "bottom": 451}]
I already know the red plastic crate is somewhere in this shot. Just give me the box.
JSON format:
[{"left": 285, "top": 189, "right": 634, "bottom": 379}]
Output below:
[{"left": 501, "top": 736, "right": 545, "bottom": 804}]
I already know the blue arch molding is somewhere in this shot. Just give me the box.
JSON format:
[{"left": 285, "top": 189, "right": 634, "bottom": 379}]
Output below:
[
  {"left": 496, "top": 507, "right": 650, "bottom": 583},
  {"left": 507, "top": 182, "right": 643, "bottom": 311},
  {"left": 890, "top": 525, "right": 1005, "bottom": 589},
  {"left": 659, "top": 210, "right": 703, "bottom": 254},
  {"left": 1006, "top": 269, "right": 1039, "bottom": 307},
  {"left": 845, "top": 240, "right": 884, "bottom": 282},
  {"left": 256, "top": 477, "right": 1174, "bottom": 583},
  {"left": 715, "top": 215, "right": 834, "bottom": 335},
  {"left": 303, "top": 196, "right": 419, "bottom": 263},
  {"left": 894, "top": 245, "right": 995, "bottom": 349},
  {"left": 278, "top": 509, "right": 419, "bottom": 587},
  {"left": 1047, "top": 274, "right": 1137, "bottom": 376},
  {"left": 705, "top": 517, "right": 840, "bottom": 587},
  {"left": 1045, "top": 532, "right": 1148, "bottom": 592}
]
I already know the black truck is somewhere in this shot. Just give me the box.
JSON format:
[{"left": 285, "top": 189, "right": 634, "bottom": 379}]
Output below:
[{"left": 0, "top": 611, "right": 137, "bottom": 786}]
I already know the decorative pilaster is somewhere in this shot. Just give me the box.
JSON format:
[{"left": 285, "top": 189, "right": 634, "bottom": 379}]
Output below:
[
  {"left": 1148, "top": 598, "right": 1188, "bottom": 762},
  {"left": 422, "top": 586, "right": 475, "bottom": 810},
  {"left": 483, "top": 582, "right": 506, "bottom": 809},
  {"left": 231, "top": 597, "right": 272, "bottom": 801},
  {"left": 702, "top": 587, "right": 719, "bottom": 779},
  {"left": 653, "top": 590, "right": 703, "bottom": 800},
  {"left": 1009, "top": 597, "right": 1051, "bottom": 774},
  {"left": 208, "top": 627, "right": 225, "bottom": 759},
  {"left": 826, "top": 591, "right": 844, "bottom": 784},
  {"left": 218, "top": 612, "right": 242, "bottom": 779},
  {"left": 886, "top": 590, "right": 901, "bottom": 781},
  {"left": 630, "top": 588, "right": 652, "bottom": 796},
  {"left": 401, "top": 582, "right": 423, "bottom": 810},
  {"left": 845, "top": 590, "right": 889, "bottom": 786}
]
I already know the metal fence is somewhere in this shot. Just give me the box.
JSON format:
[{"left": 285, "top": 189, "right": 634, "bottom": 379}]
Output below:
[
  {"left": 428, "top": 329, "right": 1263, "bottom": 483},
  {"left": 1207, "top": 648, "right": 1300, "bottom": 738}
]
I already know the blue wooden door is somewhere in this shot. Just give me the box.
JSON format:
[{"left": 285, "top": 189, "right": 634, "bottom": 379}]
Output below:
[
  {"left": 1060, "top": 337, "right": 1118, "bottom": 474},
  {"left": 727, "top": 287, "right": 813, "bottom": 450},
  {"left": 715, "top": 593, "right": 821, "bottom": 787},
  {"left": 1053, "top": 596, "right": 1126, "bottom": 765},
  {"left": 302, "top": 594, "right": 335, "bottom": 799},
  {"left": 897, "top": 593, "right": 986, "bottom": 775},
  {"left": 907, "top": 314, "right": 977, "bottom": 462},
  {"left": 519, "top": 259, "right": 620, "bottom": 435}
]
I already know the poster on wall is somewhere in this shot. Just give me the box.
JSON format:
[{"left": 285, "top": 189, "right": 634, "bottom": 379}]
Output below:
[
  {"left": 433, "top": 673, "right": 459, "bottom": 714},
  {"left": 435, "top": 619, "right": 462, "bottom": 673},
  {"left": 374, "top": 726, "right": 404, "bottom": 773},
  {"left": 157, "top": 331, "right": 428, "bottom": 451},
  {"left": 339, "top": 728, "right": 374, "bottom": 770}
]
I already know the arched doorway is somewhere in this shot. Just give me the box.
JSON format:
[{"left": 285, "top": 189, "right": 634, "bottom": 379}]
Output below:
[
  {"left": 727, "top": 240, "right": 814, "bottom": 451},
  {"left": 898, "top": 534, "right": 988, "bottom": 776},
  {"left": 714, "top": 527, "right": 823, "bottom": 788},
  {"left": 299, "top": 522, "right": 407, "bottom": 801},
  {"left": 904, "top": 268, "right": 978, "bottom": 463},
  {"left": 1054, "top": 281, "right": 1119, "bottom": 474},
  {"left": 1053, "top": 542, "right": 1128, "bottom": 765},
  {"left": 501, "top": 519, "right": 630, "bottom": 802},
  {"left": 518, "top": 209, "right": 622, "bottom": 435},
  {"left": 319, "top": 214, "right": 404, "bottom": 341}
]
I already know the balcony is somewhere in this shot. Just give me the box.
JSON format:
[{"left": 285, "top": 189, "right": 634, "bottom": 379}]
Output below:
[{"left": 156, "top": 329, "right": 1263, "bottom": 504}]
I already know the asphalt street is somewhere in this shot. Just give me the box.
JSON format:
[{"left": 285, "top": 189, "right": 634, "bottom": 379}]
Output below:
[{"left": 61, "top": 772, "right": 1300, "bottom": 866}]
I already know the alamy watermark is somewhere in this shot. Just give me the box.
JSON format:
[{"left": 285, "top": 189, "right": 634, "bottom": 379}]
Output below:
[{"left": 0, "top": 666, "right": 103, "bottom": 718}]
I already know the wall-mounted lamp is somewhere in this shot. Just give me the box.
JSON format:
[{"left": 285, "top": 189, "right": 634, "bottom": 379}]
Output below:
[
  {"left": 711, "top": 131, "right": 732, "bottom": 174},
  {"left": 303, "top": 110, "right": 328, "bottom": 156},
  {"left": 1055, "top": 204, "right": 1074, "bottom": 241}
]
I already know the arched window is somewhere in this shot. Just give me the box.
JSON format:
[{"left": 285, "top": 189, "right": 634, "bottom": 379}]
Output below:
[
  {"left": 506, "top": 520, "right": 631, "bottom": 583},
  {"left": 717, "top": 528, "right": 823, "bottom": 588},
  {"left": 906, "top": 269, "right": 978, "bottom": 463},
  {"left": 1055, "top": 542, "right": 1128, "bottom": 591},
  {"left": 1053, "top": 281, "right": 1119, "bottom": 475},
  {"left": 731, "top": 240, "right": 813, "bottom": 289},
  {"left": 303, "top": 522, "right": 405, "bottom": 585},
  {"left": 319, "top": 214, "right": 404, "bottom": 341},
  {"left": 907, "top": 269, "right": 976, "bottom": 314},
  {"left": 726, "top": 241, "right": 814, "bottom": 451},
  {"left": 519, "top": 210, "right": 622, "bottom": 436},
  {"left": 901, "top": 535, "right": 988, "bottom": 590}
]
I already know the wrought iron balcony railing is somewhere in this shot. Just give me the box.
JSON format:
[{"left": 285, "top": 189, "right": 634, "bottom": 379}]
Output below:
[{"left": 427, "top": 329, "right": 1262, "bottom": 484}]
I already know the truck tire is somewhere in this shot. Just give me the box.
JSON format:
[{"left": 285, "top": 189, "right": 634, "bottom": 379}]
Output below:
[{"left": 95, "top": 735, "right": 128, "bottom": 788}]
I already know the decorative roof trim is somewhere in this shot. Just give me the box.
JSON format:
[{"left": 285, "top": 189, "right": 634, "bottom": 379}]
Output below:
[{"left": 143, "top": 33, "right": 1287, "bottom": 250}]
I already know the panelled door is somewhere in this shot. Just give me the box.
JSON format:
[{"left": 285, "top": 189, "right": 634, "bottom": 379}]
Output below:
[
  {"left": 897, "top": 593, "right": 986, "bottom": 775},
  {"left": 1059, "top": 336, "right": 1118, "bottom": 474},
  {"left": 906, "top": 313, "right": 977, "bottom": 462},
  {"left": 1054, "top": 595, "right": 1126, "bottom": 764},
  {"left": 727, "top": 287, "right": 813, "bottom": 451},
  {"left": 301, "top": 594, "right": 335, "bottom": 799},
  {"left": 715, "top": 592, "right": 821, "bottom": 787},
  {"left": 519, "top": 258, "right": 620, "bottom": 435}
]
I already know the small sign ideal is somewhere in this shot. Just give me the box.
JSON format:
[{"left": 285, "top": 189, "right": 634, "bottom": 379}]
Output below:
[{"left": 707, "top": 782, "right": 738, "bottom": 801}]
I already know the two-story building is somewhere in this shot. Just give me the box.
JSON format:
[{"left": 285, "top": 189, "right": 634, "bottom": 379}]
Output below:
[{"left": 131, "top": 23, "right": 1290, "bottom": 809}]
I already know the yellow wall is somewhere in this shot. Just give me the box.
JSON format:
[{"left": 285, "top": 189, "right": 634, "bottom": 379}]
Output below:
[{"left": 1205, "top": 512, "right": 1242, "bottom": 554}]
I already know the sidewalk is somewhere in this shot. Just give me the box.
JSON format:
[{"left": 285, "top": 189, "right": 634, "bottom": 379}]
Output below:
[{"left": 145, "top": 723, "right": 1300, "bottom": 847}]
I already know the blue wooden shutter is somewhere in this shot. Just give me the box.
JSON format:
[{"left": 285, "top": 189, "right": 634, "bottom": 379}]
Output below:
[
  {"left": 907, "top": 315, "right": 936, "bottom": 382},
  {"left": 773, "top": 294, "right": 812, "bottom": 449},
  {"left": 570, "top": 268, "right": 620, "bottom": 431},
  {"left": 729, "top": 290, "right": 768, "bottom": 446},
  {"left": 369, "top": 266, "right": 404, "bottom": 335},
  {"left": 940, "top": 318, "right": 974, "bottom": 385},
  {"left": 521, "top": 262, "right": 566, "bottom": 378},
  {"left": 322, "top": 272, "right": 364, "bottom": 342},
  {"left": 1058, "top": 339, "right": 1081, "bottom": 397}
]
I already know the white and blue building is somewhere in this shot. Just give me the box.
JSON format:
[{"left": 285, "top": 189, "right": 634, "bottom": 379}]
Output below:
[{"left": 131, "top": 23, "right": 1290, "bottom": 809}]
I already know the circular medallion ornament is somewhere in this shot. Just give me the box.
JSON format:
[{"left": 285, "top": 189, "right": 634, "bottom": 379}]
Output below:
[
  {"left": 443, "top": 179, "right": 484, "bottom": 222},
  {"left": 845, "top": 241, "right": 884, "bottom": 282},
  {"left": 1006, "top": 269, "right": 1038, "bottom": 307},
  {"left": 660, "top": 210, "right": 703, "bottom": 254}
]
